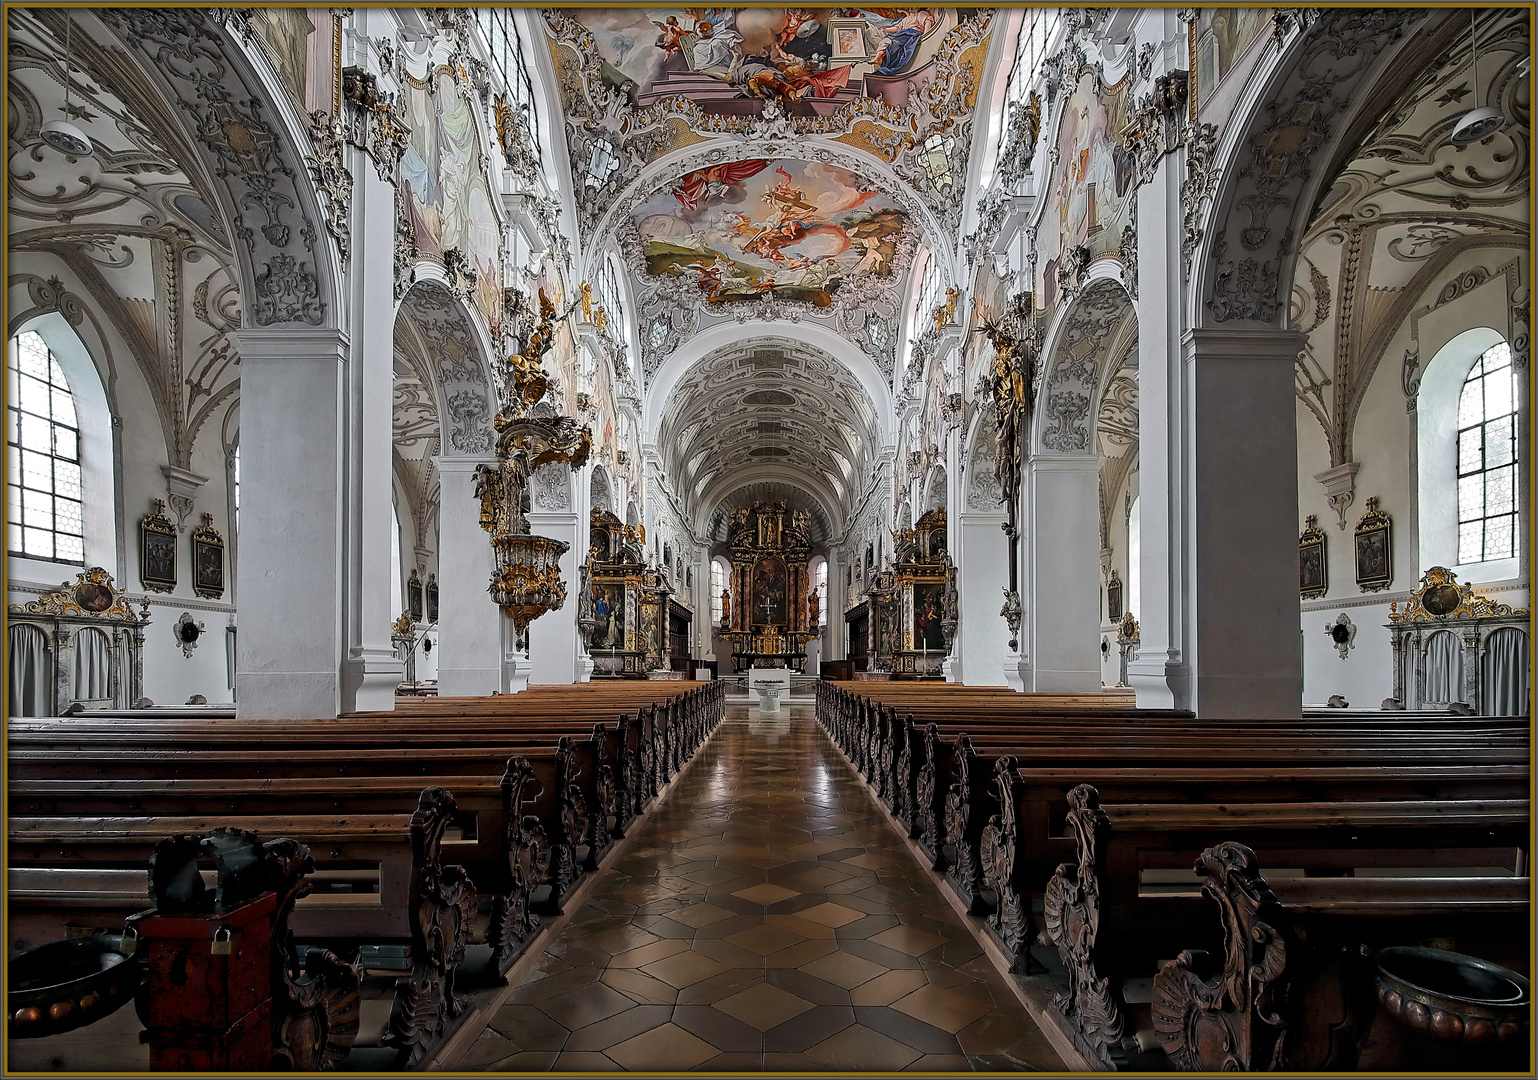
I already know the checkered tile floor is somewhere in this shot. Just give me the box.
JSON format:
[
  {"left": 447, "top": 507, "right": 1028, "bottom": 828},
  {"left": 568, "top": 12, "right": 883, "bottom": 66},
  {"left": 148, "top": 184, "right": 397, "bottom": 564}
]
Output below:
[{"left": 453, "top": 701, "right": 1064, "bottom": 1072}]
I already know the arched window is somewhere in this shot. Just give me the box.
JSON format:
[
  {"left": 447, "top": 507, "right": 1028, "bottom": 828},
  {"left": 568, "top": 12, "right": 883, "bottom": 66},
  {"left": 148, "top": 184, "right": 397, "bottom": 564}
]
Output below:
[
  {"left": 8, "top": 331, "right": 84, "bottom": 563},
  {"left": 1456, "top": 341, "right": 1518, "bottom": 563},
  {"left": 710, "top": 557, "right": 730, "bottom": 626},
  {"left": 811, "top": 557, "right": 828, "bottom": 620}
]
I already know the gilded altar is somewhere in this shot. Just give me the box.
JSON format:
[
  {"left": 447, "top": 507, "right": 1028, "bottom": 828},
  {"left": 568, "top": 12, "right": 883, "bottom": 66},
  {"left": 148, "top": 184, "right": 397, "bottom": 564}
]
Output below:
[
  {"left": 581, "top": 510, "right": 678, "bottom": 677},
  {"left": 868, "top": 509, "right": 957, "bottom": 677},
  {"left": 721, "top": 500, "right": 818, "bottom": 673}
]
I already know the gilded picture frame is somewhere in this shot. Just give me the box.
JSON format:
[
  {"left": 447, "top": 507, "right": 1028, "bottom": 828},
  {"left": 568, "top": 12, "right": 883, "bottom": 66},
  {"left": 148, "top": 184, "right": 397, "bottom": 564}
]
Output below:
[
  {"left": 1355, "top": 497, "right": 1393, "bottom": 593},
  {"left": 140, "top": 500, "right": 177, "bottom": 595},
  {"left": 190, "top": 514, "right": 225, "bottom": 600},
  {"left": 1299, "top": 515, "right": 1326, "bottom": 600}
]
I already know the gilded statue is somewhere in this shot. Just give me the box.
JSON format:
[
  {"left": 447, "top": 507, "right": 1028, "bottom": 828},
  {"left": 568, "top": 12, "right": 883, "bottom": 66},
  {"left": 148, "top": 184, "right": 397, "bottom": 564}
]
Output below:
[
  {"left": 506, "top": 289, "right": 558, "bottom": 410},
  {"left": 720, "top": 588, "right": 730, "bottom": 626},
  {"left": 579, "top": 280, "right": 596, "bottom": 323},
  {"left": 807, "top": 589, "right": 819, "bottom": 626},
  {"left": 980, "top": 308, "right": 1032, "bottom": 533}
]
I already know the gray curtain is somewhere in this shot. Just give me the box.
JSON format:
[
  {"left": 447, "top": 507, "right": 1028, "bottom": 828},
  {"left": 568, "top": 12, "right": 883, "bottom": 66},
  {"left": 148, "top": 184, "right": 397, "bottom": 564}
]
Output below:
[
  {"left": 8, "top": 624, "right": 51, "bottom": 717},
  {"left": 74, "top": 627, "right": 111, "bottom": 701},
  {"left": 1423, "top": 630, "right": 1462, "bottom": 705},
  {"left": 1481, "top": 628, "right": 1529, "bottom": 716}
]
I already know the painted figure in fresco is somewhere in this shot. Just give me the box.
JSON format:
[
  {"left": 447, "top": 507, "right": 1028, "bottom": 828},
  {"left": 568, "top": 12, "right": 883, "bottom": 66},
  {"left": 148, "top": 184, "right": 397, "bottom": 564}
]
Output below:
[
  {"left": 689, "top": 14, "right": 746, "bottom": 77},
  {"left": 653, "top": 15, "right": 687, "bottom": 57},
  {"left": 671, "top": 159, "right": 770, "bottom": 212},
  {"left": 867, "top": 8, "right": 940, "bottom": 76}
]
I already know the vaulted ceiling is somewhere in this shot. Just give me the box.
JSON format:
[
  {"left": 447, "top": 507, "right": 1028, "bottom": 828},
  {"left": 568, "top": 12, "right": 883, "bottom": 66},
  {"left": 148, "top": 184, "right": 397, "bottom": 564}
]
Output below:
[
  {"left": 1292, "top": 6, "right": 1529, "bottom": 468},
  {"left": 541, "top": 7, "right": 1001, "bottom": 543},
  {"left": 657, "top": 340, "right": 880, "bottom": 544}
]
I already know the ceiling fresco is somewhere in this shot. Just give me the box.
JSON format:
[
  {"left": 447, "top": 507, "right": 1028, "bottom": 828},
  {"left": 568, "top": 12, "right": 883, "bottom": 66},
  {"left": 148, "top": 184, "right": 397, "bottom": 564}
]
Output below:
[
  {"left": 546, "top": 7, "right": 994, "bottom": 239},
  {"left": 562, "top": 7, "right": 958, "bottom": 118},
  {"left": 633, "top": 157, "right": 911, "bottom": 306}
]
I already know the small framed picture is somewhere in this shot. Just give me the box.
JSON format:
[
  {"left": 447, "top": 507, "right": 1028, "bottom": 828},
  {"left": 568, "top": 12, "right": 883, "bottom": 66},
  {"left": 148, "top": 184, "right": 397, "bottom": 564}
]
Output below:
[
  {"left": 829, "top": 19, "right": 869, "bottom": 60},
  {"left": 140, "top": 500, "right": 177, "bottom": 594},
  {"left": 1106, "top": 570, "right": 1123, "bottom": 621},
  {"left": 191, "top": 514, "right": 225, "bottom": 600},
  {"left": 1354, "top": 497, "right": 1392, "bottom": 593},
  {"left": 1299, "top": 516, "right": 1326, "bottom": 599},
  {"left": 426, "top": 573, "right": 439, "bottom": 624},
  {"left": 407, "top": 567, "right": 424, "bottom": 623}
]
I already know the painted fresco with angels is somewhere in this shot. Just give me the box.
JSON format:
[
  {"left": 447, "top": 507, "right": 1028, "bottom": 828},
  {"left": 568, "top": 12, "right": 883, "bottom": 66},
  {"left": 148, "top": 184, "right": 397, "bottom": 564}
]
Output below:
[
  {"left": 633, "top": 158, "right": 912, "bottom": 306},
  {"left": 561, "top": 7, "right": 959, "bottom": 117}
]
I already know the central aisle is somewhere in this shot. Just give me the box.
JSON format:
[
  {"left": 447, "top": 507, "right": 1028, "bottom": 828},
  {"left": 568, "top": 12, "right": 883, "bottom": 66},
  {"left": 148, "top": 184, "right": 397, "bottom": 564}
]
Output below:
[{"left": 456, "top": 700, "right": 1065, "bottom": 1072}]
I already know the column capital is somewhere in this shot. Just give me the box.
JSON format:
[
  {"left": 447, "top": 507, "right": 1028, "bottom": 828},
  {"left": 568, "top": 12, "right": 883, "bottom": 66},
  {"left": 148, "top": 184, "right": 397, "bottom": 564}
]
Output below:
[
  {"left": 231, "top": 326, "right": 349, "bottom": 360},
  {"left": 1183, "top": 326, "right": 1306, "bottom": 360},
  {"left": 1028, "top": 453, "right": 1101, "bottom": 472},
  {"left": 434, "top": 453, "right": 499, "bottom": 475}
]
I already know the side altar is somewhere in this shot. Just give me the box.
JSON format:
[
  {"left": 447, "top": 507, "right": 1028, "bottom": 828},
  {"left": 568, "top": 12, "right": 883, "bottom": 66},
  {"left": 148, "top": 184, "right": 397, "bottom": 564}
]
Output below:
[
  {"left": 866, "top": 509, "right": 956, "bottom": 677},
  {"left": 721, "top": 500, "right": 819, "bottom": 673},
  {"left": 580, "top": 510, "right": 679, "bottom": 677}
]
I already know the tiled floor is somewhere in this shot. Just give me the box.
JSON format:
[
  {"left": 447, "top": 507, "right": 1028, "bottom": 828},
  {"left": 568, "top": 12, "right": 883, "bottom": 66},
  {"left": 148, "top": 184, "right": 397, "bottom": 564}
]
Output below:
[{"left": 454, "top": 701, "right": 1065, "bottom": 1072}]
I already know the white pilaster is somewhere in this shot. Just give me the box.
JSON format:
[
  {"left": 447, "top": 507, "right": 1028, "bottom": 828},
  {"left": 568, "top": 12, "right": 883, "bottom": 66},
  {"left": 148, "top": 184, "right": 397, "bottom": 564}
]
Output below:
[
  {"left": 233, "top": 327, "right": 348, "bottom": 718},
  {"left": 958, "top": 512, "right": 1009, "bottom": 685},
  {"left": 1185, "top": 327, "right": 1307, "bottom": 717},
  {"left": 1025, "top": 454, "right": 1101, "bottom": 691},
  {"left": 1127, "top": 84, "right": 1190, "bottom": 711},
  {"left": 435, "top": 456, "right": 503, "bottom": 695},
  {"left": 341, "top": 137, "right": 404, "bottom": 712},
  {"left": 527, "top": 509, "right": 581, "bottom": 684}
]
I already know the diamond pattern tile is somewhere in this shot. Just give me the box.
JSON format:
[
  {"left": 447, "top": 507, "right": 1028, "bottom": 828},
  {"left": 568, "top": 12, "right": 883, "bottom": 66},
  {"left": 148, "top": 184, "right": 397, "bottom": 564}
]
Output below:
[{"left": 454, "top": 701, "right": 1063, "bottom": 1072}]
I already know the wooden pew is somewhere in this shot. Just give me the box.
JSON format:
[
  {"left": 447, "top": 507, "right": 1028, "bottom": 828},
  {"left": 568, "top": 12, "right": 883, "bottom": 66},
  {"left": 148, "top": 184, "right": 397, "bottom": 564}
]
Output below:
[{"left": 1034, "top": 785, "right": 1528, "bottom": 1070}]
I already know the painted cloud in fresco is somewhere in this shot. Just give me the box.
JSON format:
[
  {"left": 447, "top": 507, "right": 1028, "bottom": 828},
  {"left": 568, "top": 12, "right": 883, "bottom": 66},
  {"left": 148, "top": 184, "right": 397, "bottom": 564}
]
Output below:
[
  {"left": 633, "top": 159, "right": 911, "bottom": 307},
  {"left": 564, "top": 7, "right": 952, "bottom": 117}
]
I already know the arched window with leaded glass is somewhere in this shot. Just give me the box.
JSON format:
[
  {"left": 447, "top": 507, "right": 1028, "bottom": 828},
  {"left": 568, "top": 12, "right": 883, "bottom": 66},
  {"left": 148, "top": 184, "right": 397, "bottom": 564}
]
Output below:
[
  {"left": 1456, "top": 341, "right": 1518, "bottom": 564},
  {"left": 8, "top": 330, "right": 84, "bottom": 563}
]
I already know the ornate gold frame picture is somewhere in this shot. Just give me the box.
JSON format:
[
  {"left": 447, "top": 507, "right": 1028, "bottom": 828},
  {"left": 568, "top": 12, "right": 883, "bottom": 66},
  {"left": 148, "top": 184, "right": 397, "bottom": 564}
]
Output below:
[
  {"left": 1355, "top": 497, "right": 1393, "bottom": 593},
  {"left": 1299, "top": 515, "right": 1326, "bottom": 599},
  {"left": 140, "top": 500, "right": 177, "bottom": 594},
  {"left": 191, "top": 514, "right": 225, "bottom": 600}
]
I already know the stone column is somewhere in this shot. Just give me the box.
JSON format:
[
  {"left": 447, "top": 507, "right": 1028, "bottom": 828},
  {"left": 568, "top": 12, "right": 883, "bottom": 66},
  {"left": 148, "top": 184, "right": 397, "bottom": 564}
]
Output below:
[
  {"left": 340, "top": 122, "right": 403, "bottom": 712},
  {"left": 957, "top": 510, "right": 1009, "bottom": 686},
  {"left": 1126, "top": 51, "right": 1189, "bottom": 711},
  {"left": 528, "top": 492, "right": 581, "bottom": 685},
  {"left": 1025, "top": 453, "right": 1102, "bottom": 691},
  {"left": 1184, "top": 328, "right": 1307, "bottom": 717},
  {"left": 434, "top": 456, "right": 503, "bottom": 695},
  {"left": 232, "top": 328, "right": 348, "bottom": 718}
]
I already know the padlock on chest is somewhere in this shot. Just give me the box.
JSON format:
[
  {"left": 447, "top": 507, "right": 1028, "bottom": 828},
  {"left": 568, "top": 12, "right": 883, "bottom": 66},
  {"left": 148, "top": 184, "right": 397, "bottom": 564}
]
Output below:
[{"left": 126, "top": 829, "right": 281, "bottom": 1071}]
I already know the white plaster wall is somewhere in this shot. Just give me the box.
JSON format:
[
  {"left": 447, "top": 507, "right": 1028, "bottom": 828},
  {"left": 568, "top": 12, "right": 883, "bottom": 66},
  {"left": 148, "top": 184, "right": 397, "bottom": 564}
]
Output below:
[{"left": 1295, "top": 247, "right": 1528, "bottom": 709}]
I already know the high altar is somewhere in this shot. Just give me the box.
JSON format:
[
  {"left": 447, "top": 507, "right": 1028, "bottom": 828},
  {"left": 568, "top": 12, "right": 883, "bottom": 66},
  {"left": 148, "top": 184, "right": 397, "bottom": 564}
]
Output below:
[{"left": 721, "top": 501, "right": 818, "bottom": 672}]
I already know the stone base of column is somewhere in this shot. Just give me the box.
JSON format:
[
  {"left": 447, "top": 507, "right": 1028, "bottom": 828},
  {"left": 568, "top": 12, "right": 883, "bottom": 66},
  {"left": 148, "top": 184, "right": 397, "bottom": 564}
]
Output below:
[
  {"left": 1003, "top": 653, "right": 1027, "bottom": 692},
  {"left": 236, "top": 672, "right": 337, "bottom": 719},
  {"left": 438, "top": 664, "right": 500, "bottom": 697},
  {"left": 941, "top": 653, "right": 960, "bottom": 683},
  {"left": 1195, "top": 673, "right": 1298, "bottom": 719},
  {"left": 1030, "top": 666, "right": 1101, "bottom": 692},
  {"left": 576, "top": 651, "right": 594, "bottom": 683},
  {"left": 342, "top": 646, "right": 403, "bottom": 713},
  {"left": 505, "top": 652, "right": 531, "bottom": 694},
  {"left": 1128, "top": 653, "right": 1191, "bottom": 711}
]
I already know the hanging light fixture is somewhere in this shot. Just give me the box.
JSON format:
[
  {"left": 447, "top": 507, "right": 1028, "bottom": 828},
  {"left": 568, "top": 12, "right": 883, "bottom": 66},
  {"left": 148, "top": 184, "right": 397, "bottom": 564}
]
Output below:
[
  {"left": 40, "top": 10, "right": 93, "bottom": 156},
  {"left": 1451, "top": 9, "right": 1504, "bottom": 145}
]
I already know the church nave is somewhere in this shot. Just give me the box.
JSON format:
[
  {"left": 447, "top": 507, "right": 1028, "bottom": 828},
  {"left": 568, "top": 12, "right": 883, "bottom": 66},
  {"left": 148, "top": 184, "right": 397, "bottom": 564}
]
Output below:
[{"left": 453, "top": 700, "right": 1064, "bottom": 1073}]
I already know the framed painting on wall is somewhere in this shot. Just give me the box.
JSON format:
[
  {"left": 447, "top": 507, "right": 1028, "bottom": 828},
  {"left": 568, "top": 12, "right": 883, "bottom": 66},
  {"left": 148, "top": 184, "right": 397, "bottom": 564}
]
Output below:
[
  {"left": 1355, "top": 497, "right": 1393, "bottom": 593},
  {"left": 140, "top": 500, "right": 176, "bottom": 594},
  {"left": 1299, "top": 515, "right": 1326, "bottom": 600},
  {"left": 191, "top": 514, "right": 225, "bottom": 600}
]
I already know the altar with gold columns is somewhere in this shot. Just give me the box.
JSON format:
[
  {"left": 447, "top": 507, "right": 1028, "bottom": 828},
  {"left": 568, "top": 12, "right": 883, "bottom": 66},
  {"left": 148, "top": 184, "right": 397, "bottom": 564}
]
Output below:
[{"left": 721, "top": 500, "right": 818, "bottom": 672}]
